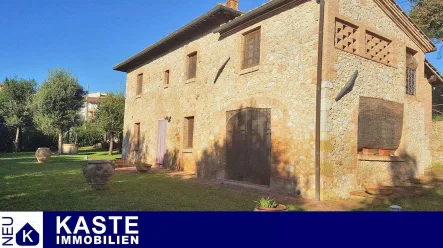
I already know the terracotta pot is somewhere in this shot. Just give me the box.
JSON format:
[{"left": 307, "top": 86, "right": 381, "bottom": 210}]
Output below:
[
  {"left": 83, "top": 160, "right": 114, "bottom": 190},
  {"left": 362, "top": 148, "right": 377, "bottom": 155},
  {"left": 62, "top": 144, "right": 79, "bottom": 155},
  {"left": 136, "top": 164, "right": 152, "bottom": 173},
  {"left": 35, "top": 148, "right": 52, "bottom": 163},
  {"left": 364, "top": 185, "right": 393, "bottom": 196},
  {"left": 112, "top": 159, "right": 129, "bottom": 168},
  {"left": 254, "top": 204, "right": 287, "bottom": 212},
  {"left": 379, "top": 149, "right": 392, "bottom": 156}
]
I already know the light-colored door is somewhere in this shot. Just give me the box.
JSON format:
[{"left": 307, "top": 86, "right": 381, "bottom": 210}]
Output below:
[{"left": 156, "top": 120, "right": 167, "bottom": 165}]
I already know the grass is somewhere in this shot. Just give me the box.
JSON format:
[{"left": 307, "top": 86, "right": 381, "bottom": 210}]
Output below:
[
  {"left": 358, "top": 188, "right": 443, "bottom": 211},
  {"left": 0, "top": 147, "right": 260, "bottom": 211}
]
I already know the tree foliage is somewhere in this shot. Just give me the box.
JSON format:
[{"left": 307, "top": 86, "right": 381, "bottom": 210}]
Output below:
[
  {"left": 409, "top": 0, "right": 443, "bottom": 43},
  {"left": 95, "top": 92, "right": 125, "bottom": 154},
  {"left": 72, "top": 121, "right": 105, "bottom": 147},
  {"left": 0, "top": 77, "right": 36, "bottom": 151},
  {"left": 33, "top": 69, "right": 85, "bottom": 153}
]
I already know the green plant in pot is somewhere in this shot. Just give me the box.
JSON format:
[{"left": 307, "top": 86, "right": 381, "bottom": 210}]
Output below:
[{"left": 254, "top": 197, "right": 287, "bottom": 212}]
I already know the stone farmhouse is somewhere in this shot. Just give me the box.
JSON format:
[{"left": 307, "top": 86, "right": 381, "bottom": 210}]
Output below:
[{"left": 114, "top": 0, "right": 443, "bottom": 200}]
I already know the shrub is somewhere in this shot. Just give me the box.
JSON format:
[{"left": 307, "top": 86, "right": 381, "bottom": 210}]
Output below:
[{"left": 72, "top": 122, "right": 105, "bottom": 147}]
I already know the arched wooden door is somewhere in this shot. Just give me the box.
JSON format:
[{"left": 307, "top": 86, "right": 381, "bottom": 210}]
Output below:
[{"left": 226, "top": 108, "right": 271, "bottom": 186}]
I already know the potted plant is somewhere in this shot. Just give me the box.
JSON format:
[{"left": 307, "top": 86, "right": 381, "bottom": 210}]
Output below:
[
  {"left": 136, "top": 163, "right": 152, "bottom": 173},
  {"left": 254, "top": 197, "right": 287, "bottom": 212}
]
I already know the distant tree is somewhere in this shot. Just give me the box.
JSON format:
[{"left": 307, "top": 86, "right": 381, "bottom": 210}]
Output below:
[
  {"left": 0, "top": 77, "right": 36, "bottom": 152},
  {"left": 96, "top": 92, "right": 125, "bottom": 155},
  {"left": 408, "top": 0, "right": 443, "bottom": 55},
  {"left": 33, "top": 69, "right": 85, "bottom": 154}
]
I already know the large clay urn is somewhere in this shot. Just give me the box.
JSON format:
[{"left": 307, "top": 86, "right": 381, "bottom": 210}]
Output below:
[
  {"left": 35, "top": 148, "right": 52, "bottom": 163},
  {"left": 62, "top": 144, "right": 79, "bottom": 155},
  {"left": 82, "top": 160, "right": 114, "bottom": 190}
]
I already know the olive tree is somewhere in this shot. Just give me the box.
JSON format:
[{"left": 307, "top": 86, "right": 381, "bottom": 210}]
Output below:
[
  {"left": 409, "top": 0, "right": 443, "bottom": 48},
  {"left": 96, "top": 92, "right": 125, "bottom": 155},
  {"left": 33, "top": 69, "right": 85, "bottom": 154},
  {"left": 0, "top": 77, "right": 36, "bottom": 152}
]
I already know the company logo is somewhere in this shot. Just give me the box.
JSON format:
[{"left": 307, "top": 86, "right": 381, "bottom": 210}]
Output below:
[
  {"left": 56, "top": 216, "right": 139, "bottom": 245},
  {"left": 1, "top": 212, "right": 43, "bottom": 248}
]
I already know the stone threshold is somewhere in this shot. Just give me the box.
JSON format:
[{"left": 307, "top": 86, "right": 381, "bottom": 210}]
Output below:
[{"left": 222, "top": 180, "right": 271, "bottom": 192}]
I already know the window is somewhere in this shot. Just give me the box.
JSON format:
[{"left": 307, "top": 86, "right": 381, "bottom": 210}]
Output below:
[
  {"left": 164, "top": 70, "right": 170, "bottom": 88},
  {"left": 187, "top": 52, "right": 197, "bottom": 80},
  {"left": 134, "top": 123, "right": 140, "bottom": 151},
  {"left": 183, "top": 117, "right": 194, "bottom": 149},
  {"left": 136, "top": 73, "right": 143, "bottom": 96},
  {"left": 242, "top": 28, "right": 261, "bottom": 70},
  {"left": 406, "top": 49, "right": 418, "bottom": 96}
]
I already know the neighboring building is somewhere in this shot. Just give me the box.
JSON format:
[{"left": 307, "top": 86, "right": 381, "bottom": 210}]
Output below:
[
  {"left": 80, "top": 92, "right": 107, "bottom": 121},
  {"left": 114, "top": 0, "right": 443, "bottom": 199}
]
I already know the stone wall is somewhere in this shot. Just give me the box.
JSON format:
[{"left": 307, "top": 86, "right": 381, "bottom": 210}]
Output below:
[
  {"left": 121, "top": 0, "right": 435, "bottom": 200},
  {"left": 431, "top": 121, "right": 443, "bottom": 165},
  {"left": 122, "top": 1, "right": 320, "bottom": 198},
  {"left": 320, "top": 0, "right": 433, "bottom": 199}
]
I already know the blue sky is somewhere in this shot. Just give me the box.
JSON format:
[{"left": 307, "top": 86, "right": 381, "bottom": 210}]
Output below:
[{"left": 0, "top": 0, "right": 441, "bottom": 93}]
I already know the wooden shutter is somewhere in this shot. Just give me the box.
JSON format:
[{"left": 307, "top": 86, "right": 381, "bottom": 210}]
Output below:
[
  {"left": 187, "top": 52, "right": 197, "bottom": 79},
  {"left": 164, "top": 70, "right": 170, "bottom": 87},
  {"left": 187, "top": 117, "right": 194, "bottom": 148},
  {"left": 134, "top": 123, "right": 140, "bottom": 150},
  {"left": 183, "top": 119, "right": 188, "bottom": 149},
  {"left": 242, "top": 29, "right": 261, "bottom": 69},
  {"left": 183, "top": 117, "right": 194, "bottom": 149},
  {"left": 136, "top": 74, "right": 143, "bottom": 95}
]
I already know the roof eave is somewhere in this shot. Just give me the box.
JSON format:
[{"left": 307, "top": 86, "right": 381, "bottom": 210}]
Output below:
[
  {"left": 114, "top": 5, "right": 242, "bottom": 72},
  {"left": 214, "top": 0, "right": 297, "bottom": 34},
  {"left": 426, "top": 60, "right": 443, "bottom": 85}
]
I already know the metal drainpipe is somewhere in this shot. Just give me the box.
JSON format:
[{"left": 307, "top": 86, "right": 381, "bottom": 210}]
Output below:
[{"left": 315, "top": 0, "right": 325, "bottom": 201}]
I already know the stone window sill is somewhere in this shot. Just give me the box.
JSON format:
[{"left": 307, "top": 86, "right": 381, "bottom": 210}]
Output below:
[
  {"left": 183, "top": 148, "right": 193, "bottom": 153},
  {"left": 240, "top": 65, "right": 260, "bottom": 75},
  {"left": 358, "top": 154, "right": 405, "bottom": 162},
  {"left": 185, "top": 78, "right": 196, "bottom": 84},
  {"left": 135, "top": 95, "right": 142, "bottom": 99}
]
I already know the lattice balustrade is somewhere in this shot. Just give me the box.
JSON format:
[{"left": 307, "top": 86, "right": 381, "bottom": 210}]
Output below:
[
  {"left": 335, "top": 20, "right": 358, "bottom": 54},
  {"left": 365, "top": 32, "right": 392, "bottom": 65}
]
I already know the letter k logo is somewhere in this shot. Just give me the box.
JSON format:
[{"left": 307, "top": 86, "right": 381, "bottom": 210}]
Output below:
[{"left": 16, "top": 223, "right": 39, "bottom": 246}]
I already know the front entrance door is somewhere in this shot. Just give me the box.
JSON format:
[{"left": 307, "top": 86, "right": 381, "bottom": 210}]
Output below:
[
  {"left": 226, "top": 108, "right": 271, "bottom": 186},
  {"left": 156, "top": 120, "right": 167, "bottom": 165}
]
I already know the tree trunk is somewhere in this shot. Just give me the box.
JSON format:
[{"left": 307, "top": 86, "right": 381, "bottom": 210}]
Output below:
[
  {"left": 109, "top": 133, "right": 114, "bottom": 155},
  {"left": 13, "top": 127, "right": 20, "bottom": 153},
  {"left": 58, "top": 129, "right": 63, "bottom": 155}
]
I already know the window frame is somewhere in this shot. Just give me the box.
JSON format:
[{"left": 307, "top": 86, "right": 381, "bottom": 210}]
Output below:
[
  {"left": 164, "top": 70, "right": 170, "bottom": 88},
  {"left": 183, "top": 116, "right": 195, "bottom": 151},
  {"left": 186, "top": 52, "right": 198, "bottom": 82},
  {"left": 240, "top": 27, "right": 262, "bottom": 74},
  {"left": 133, "top": 123, "right": 141, "bottom": 151},
  {"left": 406, "top": 48, "right": 418, "bottom": 96},
  {"left": 136, "top": 73, "right": 143, "bottom": 97}
]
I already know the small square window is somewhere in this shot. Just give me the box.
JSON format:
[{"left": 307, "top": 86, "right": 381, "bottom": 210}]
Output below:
[
  {"left": 164, "top": 70, "right": 170, "bottom": 88},
  {"left": 183, "top": 117, "right": 194, "bottom": 149},
  {"left": 242, "top": 28, "right": 261, "bottom": 70},
  {"left": 187, "top": 52, "right": 197, "bottom": 80},
  {"left": 136, "top": 73, "right": 143, "bottom": 96}
]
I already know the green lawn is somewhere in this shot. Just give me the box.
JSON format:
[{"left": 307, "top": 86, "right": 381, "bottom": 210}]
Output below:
[
  {"left": 0, "top": 147, "right": 259, "bottom": 211},
  {"left": 358, "top": 188, "right": 443, "bottom": 211}
]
